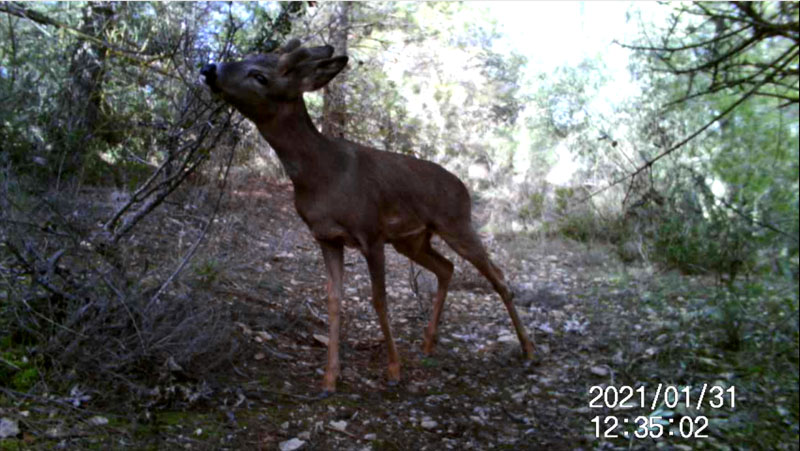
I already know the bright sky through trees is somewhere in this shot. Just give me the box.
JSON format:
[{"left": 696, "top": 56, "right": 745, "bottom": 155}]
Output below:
[
  {"left": 483, "top": 2, "right": 667, "bottom": 184},
  {"left": 489, "top": 1, "right": 668, "bottom": 111}
]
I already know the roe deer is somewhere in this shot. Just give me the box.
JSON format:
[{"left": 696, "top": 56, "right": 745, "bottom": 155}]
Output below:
[{"left": 201, "top": 39, "right": 535, "bottom": 395}]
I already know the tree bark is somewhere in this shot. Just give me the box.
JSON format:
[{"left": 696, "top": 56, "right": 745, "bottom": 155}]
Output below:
[
  {"left": 322, "top": 2, "right": 350, "bottom": 138},
  {"left": 65, "top": 2, "right": 113, "bottom": 142}
]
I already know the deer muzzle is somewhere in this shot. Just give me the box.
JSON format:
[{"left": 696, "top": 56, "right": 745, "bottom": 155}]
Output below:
[{"left": 200, "top": 63, "right": 220, "bottom": 92}]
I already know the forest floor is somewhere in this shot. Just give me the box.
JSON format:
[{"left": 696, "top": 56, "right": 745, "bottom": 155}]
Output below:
[{"left": 1, "top": 181, "right": 798, "bottom": 450}]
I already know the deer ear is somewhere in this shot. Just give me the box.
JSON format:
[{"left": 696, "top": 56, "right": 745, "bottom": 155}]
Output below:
[
  {"left": 307, "top": 45, "right": 334, "bottom": 60},
  {"left": 279, "top": 38, "right": 302, "bottom": 53},
  {"left": 297, "top": 56, "right": 348, "bottom": 92},
  {"left": 277, "top": 45, "right": 335, "bottom": 75}
]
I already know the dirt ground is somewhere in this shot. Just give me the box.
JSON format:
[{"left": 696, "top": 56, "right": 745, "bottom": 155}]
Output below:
[
  {"left": 214, "top": 182, "right": 593, "bottom": 450},
  {"left": 131, "top": 181, "right": 791, "bottom": 451},
  {"left": 2, "top": 181, "right": 797, "bottom": 450}
]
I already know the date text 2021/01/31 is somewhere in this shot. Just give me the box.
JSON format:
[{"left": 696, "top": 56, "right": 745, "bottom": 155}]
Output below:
[{"left": 588, "top": 384, "right": 736, "bottom": 410}]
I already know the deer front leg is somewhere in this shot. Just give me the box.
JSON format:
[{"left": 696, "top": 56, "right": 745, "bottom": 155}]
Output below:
[
  {"left": 365, "top": 244, "right": 401, "bottom": 385},
  {"left": 320, "top": 241, "right": 344, "bottom": 395}
]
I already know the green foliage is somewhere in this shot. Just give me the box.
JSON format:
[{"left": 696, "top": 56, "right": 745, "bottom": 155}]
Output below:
[
  {"left": 634, "top": 173, "right": 759, "bottom": 281},
  {"left": 557, "top": 211, "right": 596, "bottom": 243},
  {"left": 554, "top": 187, "right": 575, "bottom": 216},
  {"left": 11, "top": 367, "right": 38, "bottom": 391},
  {"left": 0, "top": 349, "right": 39, "bottom": 391},
  {"left": 553, "top": 188, "right": 592, "bottom": 242},
  {"left": 518, "top": 192, "right": 545, "bottom": 227},
  {"left": 193, "top": 258, "right": 221, "bottom": 287},
  {"left": 651, "top": 214, "right": 708, "bottom": 273},
  {"left": 328, "top": 1, "right": 529, "bottom": 181},
  {"left": 631, "top": 272, "right": 799, "bottom": 448},
  {"left": 0, "top": 438, "right": 24, "bottom": 451},
  {"left": 0, "top": 2, "right": 272, "bottom": 188},
  {"left": 551, "top": 187, "right": 627, "bottom": 244},
  {"left": 619, "top": 1, "right": 800, "bottom": 282},
  {"left": 708, "top": 283, "right": 768, "bottom": 351}
]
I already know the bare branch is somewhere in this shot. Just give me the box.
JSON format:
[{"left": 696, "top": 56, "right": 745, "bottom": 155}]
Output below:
[
  {"left": 575, "top": 46, "right": 798, "bottom": 209},
  {"left": 148, "top": 134, "right": 238, "bottom": 305},
  {"left": 662, "top": 45, "right": 799, "bottom": 107},
  {"left": 0, "top": 2, "right": 178, "bottom": 78},
  {"left": 616, "top": 24, "right": 750, "bottom": 53}
]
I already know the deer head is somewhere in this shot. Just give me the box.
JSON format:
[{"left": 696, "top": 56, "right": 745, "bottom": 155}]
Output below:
[{"left": 200, "top": 39, "right": 348, "bottom": 121}]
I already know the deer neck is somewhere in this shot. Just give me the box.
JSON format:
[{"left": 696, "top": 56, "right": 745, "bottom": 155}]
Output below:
[{"left": 256, "top": 99, "right": 343, "bottom": 191}]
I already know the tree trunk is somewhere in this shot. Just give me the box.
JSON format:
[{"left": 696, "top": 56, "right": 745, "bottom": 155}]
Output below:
[
  {"left": 322, "top": 2, "right": 350, "bottom": 138},
  {"left": 64, "top": 2, "right": 113, "bottom": 144}
]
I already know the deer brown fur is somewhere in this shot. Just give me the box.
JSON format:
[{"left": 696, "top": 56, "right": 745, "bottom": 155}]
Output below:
[{"left": 201, "top": 39, "right": 535, "bottom": 395}]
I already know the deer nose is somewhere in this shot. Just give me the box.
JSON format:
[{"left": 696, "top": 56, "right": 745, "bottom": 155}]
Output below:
[
  {"left": 200, "top": 63, "right": 218, "bottom": 89},
  {"left": 200, "top": 63, "right": 216, "bottom": 78}
]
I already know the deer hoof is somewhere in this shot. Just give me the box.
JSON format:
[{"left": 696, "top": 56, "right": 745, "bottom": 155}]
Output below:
[
  {"left": 523, "top": 347, "right": 542, "bottom": 366},
  {"left": 387, "top": 362, "right": 401, "bottom": 382},
  {"left": 317, "top": 390, "right": 335, "bottom": 400}
]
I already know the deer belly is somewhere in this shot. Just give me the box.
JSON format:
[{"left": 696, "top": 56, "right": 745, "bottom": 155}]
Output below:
[
  {"left": 383, "top": 215, "right": 426, "bottom": 240},
  {"left": 309, "top": 222, "right": 365, "bottom": 250}
]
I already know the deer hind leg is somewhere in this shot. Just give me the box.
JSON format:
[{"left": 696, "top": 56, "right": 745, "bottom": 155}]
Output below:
[
  {"left": 320, "top": 240, "right": 345, "bottom": 394},
  {"left": 440, "top": 227, "right": 536, "bottom": 359},
  {"left": 392, "top": 232, "right": 454, "bottom": 355},
  {"left": 364, "top": 243, "right": 401, "bottom": 384}
]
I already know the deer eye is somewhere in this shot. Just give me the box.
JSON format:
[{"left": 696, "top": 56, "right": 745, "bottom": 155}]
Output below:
[{"left": 253, "top": 73, "right": 268, "bottom": 85}]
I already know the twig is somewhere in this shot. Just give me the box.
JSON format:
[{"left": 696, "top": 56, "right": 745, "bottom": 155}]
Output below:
[
  {"left": 408, "top": 262, "right": 429, "bottom": 316},
  {"left": 251, "top": 387, "right": 318, "bottom": 402},
  {"left": 261, "top": 343, "right": 294, "bottom": 361},
  {"left": 0, "top": 356, "right": 22, "bottom": 371},
  {"left": 305, "top": 298, "right": 327, "bottom": 324},
  {"left": 501, "top": 405, "right": 528, "bottom": 424},
  {"left": 326, "top": 425, "right": 360, "bottom": 439},
  {"left": 0, "top": 386, "right": 118, "bottom": 417},
  {"left": 105, "top": 107, "right": 227, "bottom": 241},
  {"left": 148, "top": 135, "right": 238, "bottom": 305},
  {"left": 100, "top": 273, "right": 146, "bottom": 352}
]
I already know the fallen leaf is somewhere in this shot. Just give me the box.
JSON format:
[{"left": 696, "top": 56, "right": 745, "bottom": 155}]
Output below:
[
  {"left": 279, "top": 438, "right": 305, "bottom": 451},
  {"left": 235, "top": 322, "right": 253, "bottom": 335},
  {"left": 87, "top": 416, "right": 109, "bottom": 426},
  {"left": 497, "top": 333, "right": 518, "bottom": 343},
  {"left": 421, "top": 419, "right": 438, "bottom": 429}
]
